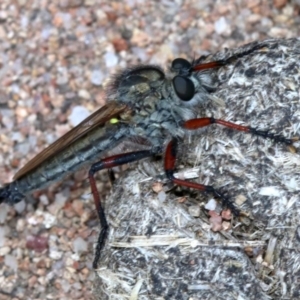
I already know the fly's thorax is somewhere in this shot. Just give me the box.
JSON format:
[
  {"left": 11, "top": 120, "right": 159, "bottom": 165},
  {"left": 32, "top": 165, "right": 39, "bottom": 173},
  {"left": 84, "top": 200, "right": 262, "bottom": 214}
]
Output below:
[
  {"left": 127, "top": 96, "right": 187, "bottom": 144},
  {"left": 108, "top": 64, "right": 166, "bottom": 109}
]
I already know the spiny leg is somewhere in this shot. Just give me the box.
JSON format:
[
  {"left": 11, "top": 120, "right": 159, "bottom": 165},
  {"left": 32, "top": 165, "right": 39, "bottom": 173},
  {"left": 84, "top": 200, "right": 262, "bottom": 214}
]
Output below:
[
  {"left": 164, "top": 138, "right": 239, "bottom": 215},
  {"left": 192, "top": 42, "right": 266, "bottom": 71},
  {"left": 177, "top": 42, "right": 266, "bottom": 75},
  {"left": 89, "top": 150, "right": 154, "bottom": 269},
  {"left": 182, "top": 117, "right": 294, "bottom": 146},
  {"left": 167, "top": 117, "right": 295, "bottom": 214},
  {"left": 165, "top": 118, "right": 296, "bottom": 215}
]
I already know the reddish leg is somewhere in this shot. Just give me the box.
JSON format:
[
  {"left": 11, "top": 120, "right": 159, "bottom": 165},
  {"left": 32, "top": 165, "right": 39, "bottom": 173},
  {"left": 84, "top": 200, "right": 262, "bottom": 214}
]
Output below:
[
  {"left": 192, "top": 43, "right": 265, "bottom": 73},
  {"left": 164, "top": 139, "right": 239, "bottom": 214},
  {"left": 183, "top": 117, "right": 293, "bottom": 145},
  {"left": 164, "top": 117, "right": 293, "bottom": 215},
  {"left": 89, "top": 150, "right": 154, "bottom": 269},
  {"left": 192, "top": 61, "right": 225, "bottom": 71}
]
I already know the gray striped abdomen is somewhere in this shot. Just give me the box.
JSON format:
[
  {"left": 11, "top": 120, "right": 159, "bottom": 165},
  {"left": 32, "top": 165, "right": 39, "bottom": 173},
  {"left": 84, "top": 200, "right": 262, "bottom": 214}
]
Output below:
[{"left": 12, "top": 124, "right": 130, "bottom": 198}]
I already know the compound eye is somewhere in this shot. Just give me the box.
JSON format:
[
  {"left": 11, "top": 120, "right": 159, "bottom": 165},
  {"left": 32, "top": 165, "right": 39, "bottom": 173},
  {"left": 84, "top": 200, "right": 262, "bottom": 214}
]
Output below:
[
  {"left": 173, "top": 76, "right": 195, "bottom": 101},
  {"left": 171, "top": 58, "right": 191, "bottom": 73}
]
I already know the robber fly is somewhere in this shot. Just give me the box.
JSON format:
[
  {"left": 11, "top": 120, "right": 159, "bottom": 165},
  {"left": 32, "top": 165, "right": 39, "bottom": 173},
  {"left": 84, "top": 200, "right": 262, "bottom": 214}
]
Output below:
[{"left": 0, "top": 42, "right": 295, "bottom": 268}]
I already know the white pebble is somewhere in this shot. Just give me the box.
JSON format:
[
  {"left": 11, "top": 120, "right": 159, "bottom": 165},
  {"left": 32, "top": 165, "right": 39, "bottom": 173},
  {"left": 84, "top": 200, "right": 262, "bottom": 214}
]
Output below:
[
  {"left": 14, "top": 200, "right": 26, "bottom": 213},
  {"left": 49, "top": 249, "right": 63, "bottom": 260},
  {"left": 204, "top": 199, "right": 217, "bottom": 211},
  {"left": 78, "top": 89, "right": 91, "bottom": 100},
  {"left": 11, "top": 131, "right": 24, "bottom": 142},
  {"left": 0, "top": 246, "right": 10, "bottom": 256},
  {"left": 42, "top": 212, "right": 56, "bottom": 229},
  {"left": 214, "top": 17, "right": 228, "bottom": 35},
  {"left": 90, "top": 69, "right": 104, "bottom": 86},
  {"left": 104, "top": 52, "right": 118, "bottom": 68},
  {"left": 157, "top": 191, "right": 166, "bottom": 203},
  {"left": 68, "top": 105, "right": 90, "bottom": 126},
  {"left": 73, "top": 236, "right": 87, "bottom": 254}
]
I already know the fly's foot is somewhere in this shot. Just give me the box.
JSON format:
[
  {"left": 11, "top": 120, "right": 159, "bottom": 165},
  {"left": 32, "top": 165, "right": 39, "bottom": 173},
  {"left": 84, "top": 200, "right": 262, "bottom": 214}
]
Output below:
[
  {"left": 219, "top": 195, "right": 240, "bottom": 217},
  {"left": 249, "top": 128, "right": 294, "bottom": 145},
  {"left": 206, "top": 186, "right": 240, "bottom": 216}
]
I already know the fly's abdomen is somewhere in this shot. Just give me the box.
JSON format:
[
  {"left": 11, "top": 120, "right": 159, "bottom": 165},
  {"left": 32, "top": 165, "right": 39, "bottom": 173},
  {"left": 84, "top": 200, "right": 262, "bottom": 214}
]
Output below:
[{"left": 1, "top": 125, "right": 129, "bottom": 205}]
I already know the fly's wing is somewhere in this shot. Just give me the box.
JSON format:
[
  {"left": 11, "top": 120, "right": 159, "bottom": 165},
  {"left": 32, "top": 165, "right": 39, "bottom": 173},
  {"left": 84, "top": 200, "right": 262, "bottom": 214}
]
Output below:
[{"left": 13, "top": 101, "right": 128, "bottom": 180}]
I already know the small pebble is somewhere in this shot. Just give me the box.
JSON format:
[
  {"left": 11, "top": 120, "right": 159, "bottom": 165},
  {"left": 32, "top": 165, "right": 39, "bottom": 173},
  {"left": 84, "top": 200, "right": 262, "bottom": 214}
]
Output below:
[
  {"left": 90, "top": 69, "right": 104, "bottom": 86},
  {"left": 73, "top": 237, "right": 88, "bottom": 254},
  {"left": 68, "top": 105, "right": 90, "bottom": 127}
]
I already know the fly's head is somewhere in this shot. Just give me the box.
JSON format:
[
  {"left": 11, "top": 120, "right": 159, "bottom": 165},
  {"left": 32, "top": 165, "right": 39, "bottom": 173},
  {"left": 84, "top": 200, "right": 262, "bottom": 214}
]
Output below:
[
  {"left": 107, "top": 58, "right": 222, "bottom": 139},
  {"left": 168, "top": 57, "right": 220, "bottom": 105},
  {"left": 156, "top": 57, "right": 221, "bottom": 124},
  {"left": 108, "top": 58, "right": 219, "bottom": 113},
  {"left": 170, "top": 58, "right": 195, "bottom": 101}
]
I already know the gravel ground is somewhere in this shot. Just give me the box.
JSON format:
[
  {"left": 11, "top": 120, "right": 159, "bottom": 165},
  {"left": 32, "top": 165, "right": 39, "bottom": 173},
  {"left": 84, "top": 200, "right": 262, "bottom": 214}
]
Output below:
[{"left": 0, "top": 0, "right": 300, "bottom": 299}]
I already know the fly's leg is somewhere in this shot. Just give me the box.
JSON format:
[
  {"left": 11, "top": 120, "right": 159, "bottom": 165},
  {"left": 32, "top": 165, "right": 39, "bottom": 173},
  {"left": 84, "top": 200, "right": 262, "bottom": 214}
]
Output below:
[
  {"left": 169, "top": 117, "right": 296, "bottom": 214},
  {"left": 89, "top": 150, "right": 154, "bottom": 269},
  {"left": 182, "top": 117, "right": 295, "bottom": 146},
  {"left": 193, "top": 42, "right": 265, "bottom": 71},
  {"left": 164, "top": 139, "right": 239, "bottom": 215}
]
